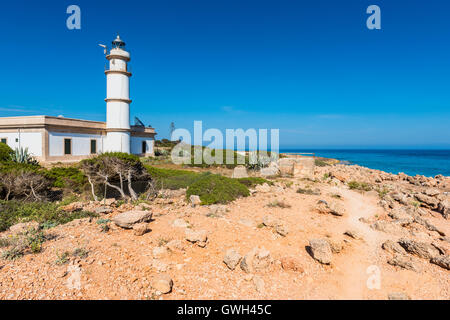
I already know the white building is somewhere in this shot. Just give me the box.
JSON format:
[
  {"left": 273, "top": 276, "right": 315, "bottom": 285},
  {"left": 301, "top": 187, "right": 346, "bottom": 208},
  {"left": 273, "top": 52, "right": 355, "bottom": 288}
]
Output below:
[{"left": 0, "top": 35, "right": 156, "bottom": 162}]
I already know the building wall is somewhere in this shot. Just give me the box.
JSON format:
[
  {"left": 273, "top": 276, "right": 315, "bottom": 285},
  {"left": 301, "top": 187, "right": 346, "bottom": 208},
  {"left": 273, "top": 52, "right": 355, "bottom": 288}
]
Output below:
[
  {"left": 48, "top": 131, "right": 104, "bottom": 157},
  {"left": 0, "top": 131, "right": 42, "bottom": 156},
  {"left": 131, "top": 136, "right": 155, "bottom": 156}
]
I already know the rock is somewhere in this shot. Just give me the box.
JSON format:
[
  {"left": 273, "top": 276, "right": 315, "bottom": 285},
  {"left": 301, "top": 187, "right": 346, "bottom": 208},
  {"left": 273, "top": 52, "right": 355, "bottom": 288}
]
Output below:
[
  {"left": 280, "top": 256, "right": 304, "bottom": 272},
  {"left": 95, "top": 207, "right": 113, "bottom": 214},
  {"left": 172, "top": 219, "right": 189, "bottom": 228},
  {"left": 9, "top": 222, "right": 39, "bottom": 234},
  {"left": 189, "top": 195, "right": 201, "bottom": 206},
  {"left": 388, "top": 292, "right": 411, "bottom": 300},
  {"left": 260, "top": 165, "right": 279, "bottom": 178},
  {"left": 430, "top": 255, "right": 450, "bottom": 270},
  {"left": 231, "top": 166, "right": 248, "bottom": 178},
  {"left": 387, "top": 254, "right": 420, "bottom": 272},
  {"left": 252, "top": 275, "right": 265, "bottom": 293},
  {"left": 370, "top": 221, "right": 403, "bottom": 235},
  {"left": 223, "top": 249, "right": 242, "bottom": 270},
  {"left": 255, "top": 183, "right": 272, "bottom": 193},
  {"left": 414, "top": 193, "right": 439, "bottom": 209},
  {"left": 382, "top": 240, "right": 406, "bottom": 254},
  {"left": 424, "top": 188, "right": 440, "bottom": 197},
  {"left": 152, "top": 275, "right": 173, "bottom": 294},
  {"left": 344, "top": 230, "right": 363, "bottom": 240},
  {"left": 240, "top": 247, "right": 271, "bottom": 273},
  {"left": 112, "top": 210, "right": 152, "bottom": 229},
  {"left": 166, "top": 240, "right": 185, "bottom": 252},
  {"left": 185, "top": 229, "right": 208, "bottom": 247},
  {"left": 103, "top": 198, "right": 116, "bottom": 206},
  {"left": 208, "top": 205, "right": 228, "bottom": 217},
  {"left": 278, "top": 159, "right": 295, "bottom": 177},
  {"left": 327, "top": 239, "right": 344, "bottom": 254},
  {"left": 398, "top": 239, "right": 440, "bottom": 259},
  {"left": 437, "top": 200, "right": 449, "bottom": 219},
  {"left": 60, "top": 201, "right": 84, "bottom": 212},
  {"left": 414, "top": 216, "right": 445, "bottom": 236},
  {"left": 328, "top": 202, "right": 345, "bottom": 217},
  {"left": 239, "top": 218, "right": 255, "bottom": 227},
  {"left": 262, "top": 215, "right": 278, "bottom": 227},
  {"left": 308, "top": 239, "right": 332, "bottom": 265},
  {"left": 275, "top": 223, "right": 289, "bottom": 237},
  {"left": 133, "top": 223, "right": 150, "bottom": 236}
]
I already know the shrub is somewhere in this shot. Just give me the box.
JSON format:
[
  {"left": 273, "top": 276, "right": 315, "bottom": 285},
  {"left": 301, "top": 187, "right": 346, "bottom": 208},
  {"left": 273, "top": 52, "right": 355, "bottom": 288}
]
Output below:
[
  {"left": 45, "top": 166, "right": 87, "bottom": 192},
  {"left": 0, "top": 227, "right": 49, "bottom": 260},
  {"left": 186, "top": 174, "right": 250, "bottom": 205},
  {"left": 0, "top": 199, "right": 97, "bottom": 232},
  {"left": 145, "top": 165, "right": 206, "bottom": 190},
  {"left": 0, "top": 142, "right": 13, "bottom": 162},
  {"left": 0, "top": 162, "right": 51, "bottom": 201},
  {"left": 315, "top": 158, "right": 330, "bottom": 167},
  {"left": 348, "top": 181, "right": 372, "bottom": 191}
]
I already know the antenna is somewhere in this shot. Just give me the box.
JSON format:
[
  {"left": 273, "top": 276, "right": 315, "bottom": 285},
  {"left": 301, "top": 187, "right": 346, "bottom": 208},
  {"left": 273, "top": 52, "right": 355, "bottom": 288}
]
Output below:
[{"left": 98, "top": 44, "right": 107, "bottom": 55}]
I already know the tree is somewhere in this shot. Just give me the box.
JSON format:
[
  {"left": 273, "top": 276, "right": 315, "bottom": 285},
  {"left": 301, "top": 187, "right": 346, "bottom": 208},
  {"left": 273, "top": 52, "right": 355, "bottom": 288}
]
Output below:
[{"left": 80, "top": 153, "right": 148, "bottom": 201}]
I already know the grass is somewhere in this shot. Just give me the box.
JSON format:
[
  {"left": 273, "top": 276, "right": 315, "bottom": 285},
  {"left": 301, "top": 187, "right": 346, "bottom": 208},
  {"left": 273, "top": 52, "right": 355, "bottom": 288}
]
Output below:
[
  {"left": 235, "top": 177, "right": 272, "bottom": 188},
  {"left": 376, "top": 186, "right": 390, "bottom": 199},
  {"left": 0, "top": 198, "right": 98, "bottom": 232},
  {"left": 348, "top": 181, "right": 373, "bottom": 192},
  {"left": 186, "top": 174, "right": 250, "bottom": 205},
  {"left": 315, "top": 159, "right": 330, "bottom": 167}
]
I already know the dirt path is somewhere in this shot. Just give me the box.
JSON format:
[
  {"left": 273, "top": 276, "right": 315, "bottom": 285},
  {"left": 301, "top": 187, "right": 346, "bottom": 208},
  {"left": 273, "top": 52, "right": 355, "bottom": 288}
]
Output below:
[{"left": 334, "top": 188, "right": 384, "bottom": 299}]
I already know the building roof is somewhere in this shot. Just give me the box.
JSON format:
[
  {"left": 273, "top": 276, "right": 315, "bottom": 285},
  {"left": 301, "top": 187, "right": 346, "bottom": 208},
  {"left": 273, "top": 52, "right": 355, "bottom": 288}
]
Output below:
[{"left": 0, "top": 115, "right": 156, "bottom": 134}]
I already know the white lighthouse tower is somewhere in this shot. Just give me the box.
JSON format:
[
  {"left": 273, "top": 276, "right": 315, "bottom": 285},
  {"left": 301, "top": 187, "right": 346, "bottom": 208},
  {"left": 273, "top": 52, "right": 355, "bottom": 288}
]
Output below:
[{"left": 104, "top": 35, "right": 131, "bottom": 153}]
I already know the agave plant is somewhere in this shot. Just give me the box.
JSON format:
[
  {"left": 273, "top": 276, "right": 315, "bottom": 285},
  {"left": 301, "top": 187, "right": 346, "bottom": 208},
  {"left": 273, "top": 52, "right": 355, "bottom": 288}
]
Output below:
[{"left": 11, "top": 147, "right": 39, "bottom": 165}]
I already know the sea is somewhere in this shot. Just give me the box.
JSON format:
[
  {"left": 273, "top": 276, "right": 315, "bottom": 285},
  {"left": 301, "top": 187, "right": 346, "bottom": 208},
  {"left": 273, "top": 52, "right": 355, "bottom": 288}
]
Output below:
[{"left": 279, "top": 149, "right": 450, "bottom": 177}]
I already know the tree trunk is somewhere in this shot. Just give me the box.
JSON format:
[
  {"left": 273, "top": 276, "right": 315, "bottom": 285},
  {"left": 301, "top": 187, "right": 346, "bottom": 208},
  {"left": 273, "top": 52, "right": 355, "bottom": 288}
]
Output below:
[
  {"left": 87, "top": 176, "right": 98, "bottom": 201},
  {"left": 127, "top": 170, "right": 138, "bottom": 201}
]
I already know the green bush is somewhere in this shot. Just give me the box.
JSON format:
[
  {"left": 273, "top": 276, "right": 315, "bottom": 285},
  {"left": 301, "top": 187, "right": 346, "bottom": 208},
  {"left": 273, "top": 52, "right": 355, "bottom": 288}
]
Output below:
[
  {"left": 315, "top": 159, "right": 330, "bottom": 167},
  {"left": 0, "top": 199, "right": 97, "bottom": 232},
  {"left": 0, "top": 142, "right": 13, "bottom": 162},
  {"left": 236, "top": 177, "right": 272, "bottom": 188},
  {"left": 186, "top": 174, "right": 250, "bottom": 205},
  {"left": 348, "top": 181, "right": 372, "bottom": 191},
  {"left": 45, "top": 166, "right": 87, "bottom": 192},
  {"left": 145, "top": 165, "right": 207, "bottom": 190}
]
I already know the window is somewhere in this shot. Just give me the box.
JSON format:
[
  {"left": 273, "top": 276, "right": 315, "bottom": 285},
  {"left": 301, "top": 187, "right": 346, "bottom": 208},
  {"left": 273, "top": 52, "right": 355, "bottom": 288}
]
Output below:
[
  {"left": 90, "top": 139, "right": 97, "bottom": 154},
  {"left": 0, "top": 138, "right": 6, "bottom": 144},
  {"left": 64, "top": 138, "right": 72, "bottom": 155},
  {"left": 142, "top": 141, "right": 147, "bottom": 154}
]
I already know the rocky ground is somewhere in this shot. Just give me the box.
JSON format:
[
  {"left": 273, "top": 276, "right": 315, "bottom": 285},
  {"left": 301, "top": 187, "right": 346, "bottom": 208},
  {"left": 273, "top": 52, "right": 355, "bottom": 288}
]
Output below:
[{"left": 0, "top": 164, "right": 449, "bottom": 300}]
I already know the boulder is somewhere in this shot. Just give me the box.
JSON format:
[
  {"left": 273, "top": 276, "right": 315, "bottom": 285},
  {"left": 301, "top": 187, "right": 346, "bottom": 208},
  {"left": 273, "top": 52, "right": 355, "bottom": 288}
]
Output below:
[
  {"left": 152, "top": 275, "right": 173, "bottom": 294},
  {"left": 344, "top": 230, "right": 363, "bottom": 240},
  {"left": 95, "top": 207, "right": 113, "bottom": 214},
  {"left": 437, "top": 200, "right": 449, "bottom": 219},
  {"left": 414, "top": 193, "right": 439, "bottom": 209},
  {"left": 240, "top": 247, "right": 271, "bottom": 273},
  {"left": 308, "top": 239, "right": 332, "bottom": 264},
  {"left": 185, "top": 229, "right": 208, "bottom": 247},
  {"left": 255, "top": 183, "right": 272, "bottom": 193},
  {"left": 370, "top": 221, "right": 403, "bottom": 235},
  {"left": 166, "top": 239, "right": 185, "bottom": 252},
  {"left": 252, "top": 275, "right": 265, "bottom": 293},
  {"left": 189, "top": 195, "right": 201, "bottom": 206},
  {"left": 275, "top": 223, "right": 289, "bottom": 237},
  {"left": 231, "top": 166, "right": 249, "bottom": 178},
  {"left": 223, "top": 249, "right": 242, "bottom": 270},
  {"left": 387, "top": 254, "right": 420, "bottom": 272},
  {"left": 382, "top": 240, "right": 406, "bottom": 254},
  {"left": 60, "top": 201, "right": 84, "bottom": 212},
  {"left": 112, "top": 210, "right": 152, "bottom": 229},
  {"left": 430, "top": 255, "right": 450, "bottom": 270},
  {"left": 398, "top": 239, "right": 440, "bottom": 259},
  {"left": 103, "top": 198, "right": 116, "bottom": 206},
  {"left": 133, "top": 223, "right": 150, "bottom": 236}
]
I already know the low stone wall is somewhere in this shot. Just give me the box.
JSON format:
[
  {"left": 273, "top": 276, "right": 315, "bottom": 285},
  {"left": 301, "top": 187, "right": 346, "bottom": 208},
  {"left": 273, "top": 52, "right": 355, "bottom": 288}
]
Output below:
[{"left": 278, "top": 157, "right": 315, "bottom": 179}]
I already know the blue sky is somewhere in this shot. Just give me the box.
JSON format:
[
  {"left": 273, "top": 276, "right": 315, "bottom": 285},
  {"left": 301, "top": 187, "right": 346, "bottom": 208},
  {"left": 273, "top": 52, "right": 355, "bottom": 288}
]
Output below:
[{"left": 0, "top": 0, "right": 449, "bottom": 148}]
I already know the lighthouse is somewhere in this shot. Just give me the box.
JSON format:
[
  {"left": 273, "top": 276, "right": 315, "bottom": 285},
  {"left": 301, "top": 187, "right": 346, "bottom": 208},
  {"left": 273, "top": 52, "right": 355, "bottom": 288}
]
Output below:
[{"left": 104, "top": 35, "right": 131, "bottom": 153}]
